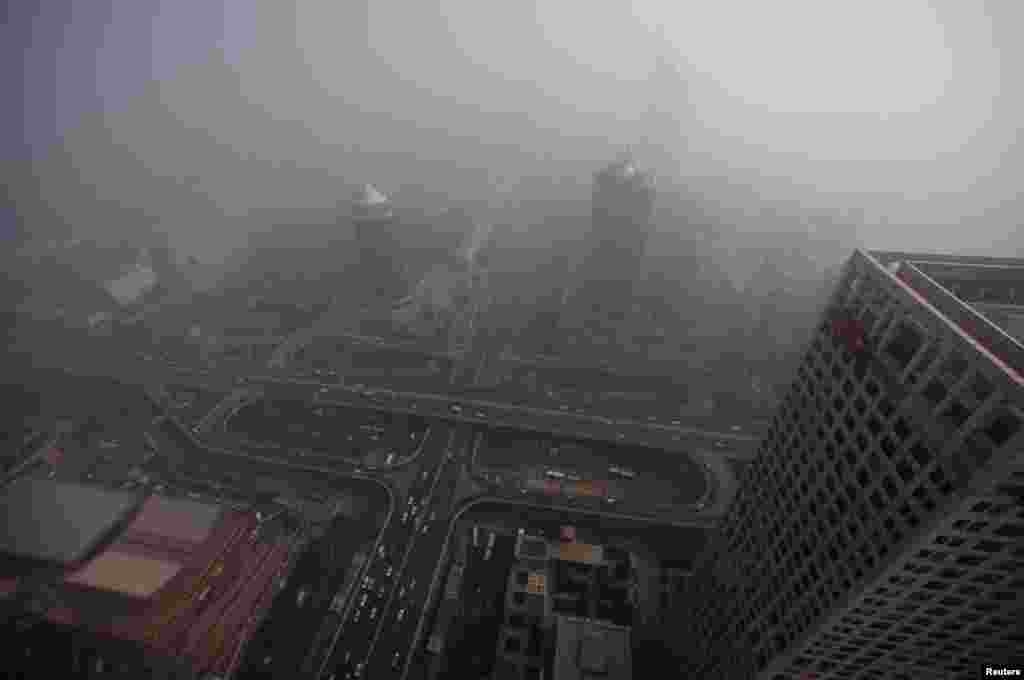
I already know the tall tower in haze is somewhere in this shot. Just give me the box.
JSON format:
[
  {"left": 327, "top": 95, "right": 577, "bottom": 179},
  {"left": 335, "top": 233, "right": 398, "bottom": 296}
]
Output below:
[
  {"left": 351, "top": 183, "right": 406, "bottom": 306},
  {"left": 563, "top": 153, "right": 655, "bottom": 347}
]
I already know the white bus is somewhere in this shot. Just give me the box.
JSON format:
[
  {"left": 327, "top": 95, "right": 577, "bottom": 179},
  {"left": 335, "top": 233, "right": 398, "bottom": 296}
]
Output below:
[{"left": 608, "top": 465, "right": 636, "bottom": 480}]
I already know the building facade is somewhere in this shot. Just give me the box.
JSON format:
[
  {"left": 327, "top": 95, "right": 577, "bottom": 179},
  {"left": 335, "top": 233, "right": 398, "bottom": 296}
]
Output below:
[
  {"left": 351, "top": 183, "right": 407, "bottom": 304},
  {"left": 561, "top": 155, "right": 655, "bottom": 349},
  {"left": 680, "top": 249, "right": 1024, "bottom": 679}
]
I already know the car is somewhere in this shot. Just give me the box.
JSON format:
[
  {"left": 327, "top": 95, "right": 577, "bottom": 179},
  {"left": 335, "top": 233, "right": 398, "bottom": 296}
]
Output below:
[
  {"left": 558, "top": 405, "right": 569, "bottom": 411},
  {"left": 296, "top": 587, "right": 309, "bottom": 608},
  {"left": 712, "top": 441, "right": 731, "bottom": 451},
  {"left": 474, "top": 410, "right": 486, "bottom": 418},
  {"left": 420, "top": 522, "right": 430, "bottom": 535},
  {"left": 353, "top": 662, "right": 365, "bottom": 678},
  {"left": 378, "top": 544, "right": 387, "bottom": 559},
  {"left": 671, "top": 419, "right": 681, "bottom": 426},
  {"left": 369, "top": 606, "right": 378, "bottom": 621},
  {"left": 566, "top": 473, "right": 581, "bottom": 482},
  {"left": 731, "top": 425, "right": 742, "bottom": 431},
  {"left": 401, "top": 509, "right": 410, "bottom": 524},
  {"left": 545, "top": 469, "right": 566, "bottom": 480},
  {"left": 449, "top": 404, "right": 463, "bottom": 415},
  {"left": 392, "top": 651, "right": 403, "bottom": 670},
  {"left": 359, "top": 592, "right": 369, "bottom": 608},
  {"left": 384, "top": 564, "right": 393, "bottom": 578},
  {"left": 396, "top": 607, "right": 407, "bottom": 622},
  {"left": 398, "top": 585, "right": 407, "bottom": 599}
]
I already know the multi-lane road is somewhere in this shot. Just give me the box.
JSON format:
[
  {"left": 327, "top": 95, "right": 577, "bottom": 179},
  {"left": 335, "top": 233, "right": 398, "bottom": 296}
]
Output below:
[
  {"left": 29, "top": 311, "right": 758, "bottom": 680},
  {"left": 319, "top": 425, "right": 468, "bottom": 680}
]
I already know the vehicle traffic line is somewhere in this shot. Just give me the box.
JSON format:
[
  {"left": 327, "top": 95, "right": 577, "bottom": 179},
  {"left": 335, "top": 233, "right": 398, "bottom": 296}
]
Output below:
[{"left": 361, "top": 427, "right": 455, "bottom": 671}]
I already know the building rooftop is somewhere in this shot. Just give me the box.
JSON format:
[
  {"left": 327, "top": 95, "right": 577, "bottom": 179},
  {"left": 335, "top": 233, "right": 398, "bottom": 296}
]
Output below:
[
  {"left": 553, "top": 616, "right": 631, "bottom": 680},
  {"left": 351, "top": 183, "right": 394, "bottom": 221},
  {"left": 557, "top": 542, "right": 604, "bottom": 566},
  {"left": 1, "top": 485, "right": 297, "bottom": 677},
  {"left": 0, "top": 478, "right": 144, "bottom": 565},
  {"left": 866, "top": 250, "right": 1024, "bottom": 383}
]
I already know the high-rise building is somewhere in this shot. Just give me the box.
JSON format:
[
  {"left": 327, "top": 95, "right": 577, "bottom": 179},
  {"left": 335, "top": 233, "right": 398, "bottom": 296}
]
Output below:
[
  {"left": 680, "top": 250, "right": 1024, "bottom": 679},
  {"left": 351, "top": 183, "right": 406, "bottom": 304},
  {"left": 561, "top": 155, "right": 655, "bottom": 349}
]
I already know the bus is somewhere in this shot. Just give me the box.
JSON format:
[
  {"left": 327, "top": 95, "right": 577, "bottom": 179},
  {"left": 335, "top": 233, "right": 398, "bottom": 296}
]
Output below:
[{"left": 608, "top": 465, "right": 636, "bottom": 480}]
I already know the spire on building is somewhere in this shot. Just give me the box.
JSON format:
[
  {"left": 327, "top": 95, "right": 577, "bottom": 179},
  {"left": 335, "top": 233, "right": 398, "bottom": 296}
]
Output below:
[{"left": 351, "top": 184, "right": 393, "bottom": 222}]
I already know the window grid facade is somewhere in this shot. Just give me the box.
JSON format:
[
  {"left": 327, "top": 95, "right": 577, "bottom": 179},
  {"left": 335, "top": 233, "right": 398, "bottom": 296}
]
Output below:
[{"left": 683, "top": 250, "right": 1024, "bottom": 680}]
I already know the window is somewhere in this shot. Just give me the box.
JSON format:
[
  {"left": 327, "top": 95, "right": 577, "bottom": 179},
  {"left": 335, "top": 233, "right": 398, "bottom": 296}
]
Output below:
[{"left": 885, "top": 323, "right": 923, "bottom": 366}]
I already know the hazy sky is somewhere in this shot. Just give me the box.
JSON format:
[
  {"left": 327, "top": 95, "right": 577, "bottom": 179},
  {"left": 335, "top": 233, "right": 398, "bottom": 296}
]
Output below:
[{"left": 6, "top": 1, "right": 1023, "bottom": 256}]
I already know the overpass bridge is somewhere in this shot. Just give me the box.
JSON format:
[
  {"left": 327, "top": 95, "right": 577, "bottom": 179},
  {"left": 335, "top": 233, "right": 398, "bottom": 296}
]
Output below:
[{"left": 38, "top": 333, "right": 760, "bottom": 460}]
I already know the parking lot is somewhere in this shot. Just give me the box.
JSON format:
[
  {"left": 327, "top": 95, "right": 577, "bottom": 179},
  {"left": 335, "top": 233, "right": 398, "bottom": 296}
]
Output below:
[{"left": 223, "top": 399, "right": 429, "bottom": 464}]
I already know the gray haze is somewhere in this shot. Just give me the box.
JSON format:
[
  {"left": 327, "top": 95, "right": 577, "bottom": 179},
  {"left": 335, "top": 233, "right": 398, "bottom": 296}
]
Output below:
[{"left": 11, "top": 0, "right": 1024, "bottom": 277}]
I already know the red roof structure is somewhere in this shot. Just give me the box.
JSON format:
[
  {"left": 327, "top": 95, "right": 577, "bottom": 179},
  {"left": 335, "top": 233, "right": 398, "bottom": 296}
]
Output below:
[{"left": 0, "top": 484, "right": 299, "bottom": 678}]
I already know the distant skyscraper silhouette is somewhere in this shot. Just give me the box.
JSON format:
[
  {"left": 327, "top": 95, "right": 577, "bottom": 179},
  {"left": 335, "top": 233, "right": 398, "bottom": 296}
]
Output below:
[
  {"left": 350, "top": 183, "right": 406, "bottom": 304},
  {"left": 562, "top": 155, "right": 654, "bottom": 345},
  {"left": 680, "top": 250, "right": 1024, "bottom": 679}
]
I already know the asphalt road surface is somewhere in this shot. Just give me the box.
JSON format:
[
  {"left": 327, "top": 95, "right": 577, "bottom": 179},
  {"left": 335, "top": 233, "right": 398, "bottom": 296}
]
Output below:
[
  {"left": 44, "top": 331, "right": 759, "bottom": 457},
  {"left": 221, "top": 398, "right": 429, "bottom": 463},
  {"left": 320, "top": 424, "right": 469, "bottom": 680},
  {"left": 475, "top": 427, "right": 709, "bottom": 508}
]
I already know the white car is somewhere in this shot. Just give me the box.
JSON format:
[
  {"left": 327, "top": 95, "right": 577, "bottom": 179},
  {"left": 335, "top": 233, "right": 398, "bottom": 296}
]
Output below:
[
  {"left": 396, "top": 607, "right": 407, "bottom": 622},
  {"left": 384, "top": 565, "right": 393, "bottom": 578},
  {"left": 449, "top": 404, "right": 463, "bottom": 415},
  {"left": 369, "top": 607, "right": 378, "bottom": 622}
]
